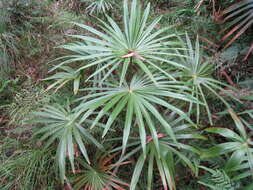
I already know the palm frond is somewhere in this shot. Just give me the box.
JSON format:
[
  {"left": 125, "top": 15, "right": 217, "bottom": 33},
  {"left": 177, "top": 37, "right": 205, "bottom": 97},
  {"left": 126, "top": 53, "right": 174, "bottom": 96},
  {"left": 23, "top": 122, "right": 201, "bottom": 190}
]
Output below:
[
  {"left": 76, "top": 74, "right": 198, "bottom": 156},
  {"left": 81, "top": 0, "right": 114, "bottom": 14},
  {"left": 111, "top": 119, "right": 205, "bottom": 190},
  {"left": 33, "top": 103, "right": 103, "bottom": 182},
  {"left": 72, "top": 151, "right": 129, "bottom": 190},
  {"left": 177, "top": 33, "right": 237, "bottom": 124},
  {"left": 44, "top": 66, "right": 82, "bottom": 94},
  {"left": 52, "top": 0, "right": 184, "bottom": 83}
]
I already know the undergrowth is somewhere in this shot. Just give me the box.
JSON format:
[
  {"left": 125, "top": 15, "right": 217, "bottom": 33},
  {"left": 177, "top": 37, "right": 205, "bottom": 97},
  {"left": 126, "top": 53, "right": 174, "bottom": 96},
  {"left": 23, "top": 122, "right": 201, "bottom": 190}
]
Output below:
[{"left": 0, "top": 0, "right": 252, "bottom": 189}]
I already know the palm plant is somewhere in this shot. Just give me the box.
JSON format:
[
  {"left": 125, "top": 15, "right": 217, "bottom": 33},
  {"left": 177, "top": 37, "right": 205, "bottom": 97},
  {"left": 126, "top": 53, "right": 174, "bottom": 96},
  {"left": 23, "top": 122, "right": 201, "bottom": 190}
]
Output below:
[
  {"left": 220, "top": 0, "right": 253, "bottom": 60},
  {"left": 44, "top": 66, "right": 82, "bottom": 95},
  {"left": 111, "top": 114, "right": 205, "bottom": 190},
  {"left": 52, "top": 0, "right": 184, "bottom": 84},
  {"left": 72, "top": 151, "right": 129, "bottom": 190},
  {"left": 177, "top": 34, "right": 236, "bottom": 124},
  {"left": 75, "top": 74, "right": 197, "bottom": 155},
  {"left": 202, "top": 108, "right": 253, "bottom": 181},
  {"left": 81, "top": 0, "right": 114, "bottom": 15},
  {"left": 33, "top": 102, "right": 103, "bottom": 182}
]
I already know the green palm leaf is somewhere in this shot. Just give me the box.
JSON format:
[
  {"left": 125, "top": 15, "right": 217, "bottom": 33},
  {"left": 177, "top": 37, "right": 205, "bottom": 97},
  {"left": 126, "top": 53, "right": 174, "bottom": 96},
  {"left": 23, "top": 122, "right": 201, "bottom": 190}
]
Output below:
[
  {"left": 51, "top": 0, "right": 185, "bottom": 84},
  {"left": 81, "top": 0, "right": 114, "bottom": 14},
  {"left": 112, "top": 117, "right": 205, "bottom": 190},
  {"left": 44, "top": 66, "right": 82, "bottom": 94},
  {"left": 177, "top": 33, "right": 238, "bottom": 124},
  {"left": 76, "top": 74, "right": 198, "bottom": 155},
  {"left": 73, "top": 151, "right": 129, "bottom": 190},
  {"left": 33, "top": 103, "right": 103, "bottom": 182}
]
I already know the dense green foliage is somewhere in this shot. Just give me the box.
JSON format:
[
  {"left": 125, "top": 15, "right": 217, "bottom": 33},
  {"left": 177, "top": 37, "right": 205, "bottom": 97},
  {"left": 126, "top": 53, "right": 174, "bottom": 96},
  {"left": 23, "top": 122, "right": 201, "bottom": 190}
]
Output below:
[{"left": 0, "top": 0, "right": 253, "bottom": 189}]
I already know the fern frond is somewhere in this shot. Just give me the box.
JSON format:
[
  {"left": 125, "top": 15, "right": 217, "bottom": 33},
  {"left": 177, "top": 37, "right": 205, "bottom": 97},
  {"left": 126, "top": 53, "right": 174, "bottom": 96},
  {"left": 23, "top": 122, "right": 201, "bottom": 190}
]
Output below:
[{"left": 198, "top": 166, "right": 238, "bottom": 190}]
